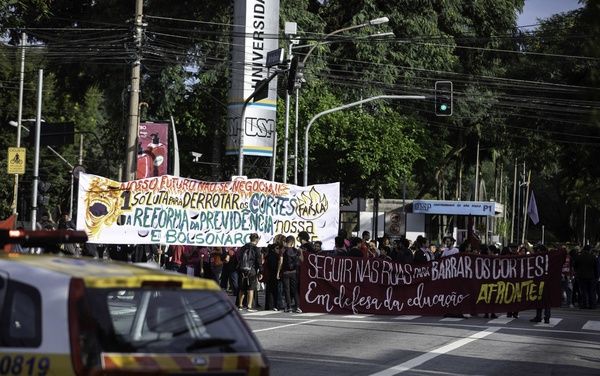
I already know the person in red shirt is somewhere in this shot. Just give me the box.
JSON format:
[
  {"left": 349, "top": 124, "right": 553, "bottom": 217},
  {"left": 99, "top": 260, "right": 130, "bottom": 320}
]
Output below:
[
  {"left": 360, "top": 231, "right": 371, "bottom": 259},
  {"left": 183, "top": 246, "right": 206, "bottom": 277},
  {"left": 167, "top": 244, "right": 186, "bottom": 272},
  {"left": 210, "top": 247, "right": 225, "bottom": 285},
  {"left": 559, "top": 245, "right": 574, "bottom": 308}
]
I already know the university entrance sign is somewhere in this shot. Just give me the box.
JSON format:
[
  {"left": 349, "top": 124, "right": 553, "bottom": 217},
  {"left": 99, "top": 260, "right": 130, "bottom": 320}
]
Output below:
[{"left": 412, "top": 200, "right": 495, "bottom": 216}]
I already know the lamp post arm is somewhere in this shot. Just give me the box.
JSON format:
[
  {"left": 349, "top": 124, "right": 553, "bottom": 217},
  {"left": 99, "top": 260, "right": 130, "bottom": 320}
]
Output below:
[
  {"left": 301, "top": 17, "right": 389, "bottom": 65},
  {"left": 47, "top": 146, "right": 74, "bottom": 169},
  {"left": 74, "top": 131, "right": 111, "bottom": 177},
  {"left": 303, "top": 95, "right": 429, "bottom": 186},
  {"left": 302, "top": 23, "right": 366, "bottom": 65}
]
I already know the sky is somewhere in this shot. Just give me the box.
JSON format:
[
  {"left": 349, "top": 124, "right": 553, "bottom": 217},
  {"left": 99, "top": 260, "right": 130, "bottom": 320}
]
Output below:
[{"left": 517, "top": 0, "right": 582, "bottom": 28}]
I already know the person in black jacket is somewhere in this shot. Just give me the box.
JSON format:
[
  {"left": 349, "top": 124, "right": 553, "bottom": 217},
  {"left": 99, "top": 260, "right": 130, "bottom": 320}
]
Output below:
[
  {"left": 346, "top": 237, "right": 364, "bottom": 258},
  {"left": 573, "top": 244, "right": 598, "bottom": 309},
  {"left": 264, "top": 234, "right": 285, "bottom": 311},
  {"left": 278, "top": 235, "right": 304, "bottom": 313},
  {"left": 237, "top": 233, "right": 263, "bottom": 312},
  {"left": 413, "top": 236, "right": 434, "bottom": 263}
]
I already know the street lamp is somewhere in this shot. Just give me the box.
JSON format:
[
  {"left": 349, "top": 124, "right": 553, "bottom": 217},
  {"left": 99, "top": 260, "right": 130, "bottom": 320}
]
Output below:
[
  {"left": 301, "top": 17, "right": 389, "bottom": 64},
  {"left": 292, "top": 32, "right": 395, "bottom": 49},
  {"left": 282, "top": 16, "right": 390, "bottom": 183}
]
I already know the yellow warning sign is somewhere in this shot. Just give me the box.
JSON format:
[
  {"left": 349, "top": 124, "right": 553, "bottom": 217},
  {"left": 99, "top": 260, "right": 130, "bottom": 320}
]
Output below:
[{"left": 7, "top": 147, "right": 26, "bottom": 174}]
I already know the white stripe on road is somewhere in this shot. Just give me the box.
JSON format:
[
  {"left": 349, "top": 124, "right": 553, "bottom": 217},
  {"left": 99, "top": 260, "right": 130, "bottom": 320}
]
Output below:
[
  {"left": 253, "top": 320, "right": 316, "bottom": 332},
  {"left": 343, "top": 314, "right": 373, "bottom": 319},
  {"left": 392, "top": 315, "right": 421, "bottom": 320},
  {"left": 243, "top": 310, "right": 279, "bottom": 316},
  {"left": 369, "top": 327, "right": 501, "bottom": 376},
  {"left": 583, "top": 320, "right": 600, "bottom": 331}
]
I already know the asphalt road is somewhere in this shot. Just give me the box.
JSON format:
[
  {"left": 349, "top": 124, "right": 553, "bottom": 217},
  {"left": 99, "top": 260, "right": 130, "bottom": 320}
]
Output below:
[{"left": 237, "top": 296, "right": 600, "bottom": 376}]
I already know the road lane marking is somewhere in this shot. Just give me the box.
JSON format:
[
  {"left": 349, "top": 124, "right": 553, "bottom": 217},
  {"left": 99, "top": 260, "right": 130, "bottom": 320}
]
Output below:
[
  {"left": 244, "top": 311, "right": 279, "bottom": 316},
  {"left": 532, "top": 318, "right": 561, "bottom": 327},
  {"left": 490, "top": 317, "right": 513, "bottom": 324},
  {"left": 392, "top": 316, "right": 420, "bottom": 320},
  {"left": 369, "top": 327, "right": 501, "bottom": 376},
  {"left": 583, "top": 321, "right": 600, "bottom": 331},
  {"left": 252, "top": 320, "right": 316, "bottom": 332}
]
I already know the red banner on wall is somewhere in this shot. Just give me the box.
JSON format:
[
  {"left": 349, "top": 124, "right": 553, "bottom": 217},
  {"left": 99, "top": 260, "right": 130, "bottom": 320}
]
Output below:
[
  {"left": 137, "top": 122, "right": 169, "bottom": 179},
  {"left": 300, "top": 249, "right": 566, "bottom": 316}
]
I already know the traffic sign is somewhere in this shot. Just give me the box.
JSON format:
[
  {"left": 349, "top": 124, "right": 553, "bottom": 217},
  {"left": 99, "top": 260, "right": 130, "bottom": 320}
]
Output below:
[
  {"left": 73, "top": 165, "right": 87, "bottom": 179},
  {"left": 266, "top": 48, "right": 284, "bottom": 68},
  {"left": 7, "top": 147, "right": 26, "bottom": 174}
]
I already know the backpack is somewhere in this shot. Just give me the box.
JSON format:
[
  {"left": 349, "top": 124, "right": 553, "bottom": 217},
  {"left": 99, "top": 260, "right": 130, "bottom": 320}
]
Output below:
[
  {"left": 283, "top": 247, "right": 299, "bottom": 272},
  {"left": 237, "top": 245, "right": 255, "bottom": 274}
]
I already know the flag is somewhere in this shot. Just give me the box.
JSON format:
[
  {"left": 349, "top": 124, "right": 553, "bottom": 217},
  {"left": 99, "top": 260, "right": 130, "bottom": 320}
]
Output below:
[
  {"left": 527, "top": 191, "right": 539, "bottom": 225},
  {"left": 467, "top": 215, "right": 480, "bottom": 251}
]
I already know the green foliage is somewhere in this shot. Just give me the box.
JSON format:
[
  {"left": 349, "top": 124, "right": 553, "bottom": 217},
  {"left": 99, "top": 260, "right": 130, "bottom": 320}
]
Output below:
[{"left": 0, "top": 0, "right": 598, "bottom": 244}]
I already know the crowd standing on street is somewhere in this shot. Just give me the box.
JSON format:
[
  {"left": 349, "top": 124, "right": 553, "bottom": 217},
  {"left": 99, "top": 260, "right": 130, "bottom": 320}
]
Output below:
[
  {"left": 163, "top": 232, "right": 597, "bottom": 319},
  {"left": 13, "top": 224, "right": 600, "bottom": 319}
]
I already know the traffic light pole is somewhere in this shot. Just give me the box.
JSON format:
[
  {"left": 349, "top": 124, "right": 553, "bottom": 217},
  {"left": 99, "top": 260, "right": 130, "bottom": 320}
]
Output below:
[{"left": 303, "top": 95, "right": 431, "bottom": 186}]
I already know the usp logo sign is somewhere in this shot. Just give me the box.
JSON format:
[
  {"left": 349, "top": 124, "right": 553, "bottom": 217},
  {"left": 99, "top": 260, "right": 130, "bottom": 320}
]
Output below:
[{"left": 7, "top": 147, "right": 26, "bottom": 174}]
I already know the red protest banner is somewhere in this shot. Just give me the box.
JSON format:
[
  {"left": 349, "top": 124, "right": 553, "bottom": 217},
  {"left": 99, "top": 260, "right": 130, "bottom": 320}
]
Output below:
[{"left": 300, "top": 249, "right": 566, "bottom": 316}]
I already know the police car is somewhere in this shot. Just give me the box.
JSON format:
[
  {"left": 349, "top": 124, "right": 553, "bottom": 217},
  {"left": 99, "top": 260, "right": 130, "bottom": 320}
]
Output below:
[{"left": 0, "top": 229, "right": 269, "bottom": 376}]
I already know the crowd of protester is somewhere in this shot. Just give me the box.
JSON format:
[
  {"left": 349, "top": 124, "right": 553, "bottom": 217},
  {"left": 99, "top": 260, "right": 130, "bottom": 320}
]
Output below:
[
  {"left": 148, "top": 230, "right": 599, "bottom": 320},
  {"left": 15, "top": 222, "right": 600, "bottom": 319}
]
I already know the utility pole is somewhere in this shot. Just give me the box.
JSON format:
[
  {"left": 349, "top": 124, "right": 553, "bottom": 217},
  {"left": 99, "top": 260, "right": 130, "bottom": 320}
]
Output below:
[
  {"left": 12, "top": 32, "right": 26, "bottom": 215},
  {"left": 125, "top": 0, "right": 144, "bottom": 182},
  {"left": 31, "top": 70, "right": 43, "bottom": 230}
]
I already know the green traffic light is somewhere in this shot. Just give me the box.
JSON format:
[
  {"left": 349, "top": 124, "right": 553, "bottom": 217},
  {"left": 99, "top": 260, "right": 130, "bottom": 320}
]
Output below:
[{"left": 440, "top": 104, "right": 447, "bottom": 111}]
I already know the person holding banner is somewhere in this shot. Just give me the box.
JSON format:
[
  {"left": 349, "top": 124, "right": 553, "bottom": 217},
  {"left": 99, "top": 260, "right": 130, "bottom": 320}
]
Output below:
[
  {"left": 167, "top": 244, "right": 185, "bottom": 272},
  {"left": 502, "top": 245, "right": 519, "bottom": 319},
  {"left": 361, "top": 231, "right": 375, "bottom": 258},
  {"left": 298, "top": 231, "right": 314, "bottom": 253},
  {"left": 333, "top": 236, "right": 348, "bottom": 256},
  {"left": 264, "top": 235, "right": 285, "bottom": 311},
  {"left": 210, "top": 247, "right": 225, "bottom": 284},
  {"left": 441, "top": 236, "right": 459, "bottom": 257},
  {"left": 278, "top": 235, "right": 303, "bottom": 313},
  {"left": 413, "top": 236, "right": 435, "bottom": 263},
  {"left": 442, "top": 238, "right": 469, "bottom": 319},
  {"left": 559, "top": 245, "right": 574, "bottom": 308},
  {"left": 530, "top": 244, "right": 553, "bottom": 323},
  {"left": 347, "top": 237, "right": 364, "bottom": 258},
  {"left": 573, "top": 245, "right": 598, "bottom": 309},
  {"left": 237, "top": 233, "right": 263, "bottom": 312},
  {"left": 182, "top": 246, "right": 204, "bottom": 277},
  {"left": 395, "top": 238, "right": 414, "bottom": 264},
  {"left": 221, "top": 247, "right": 239, "bottom": 295}
]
